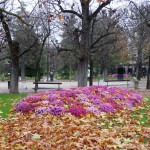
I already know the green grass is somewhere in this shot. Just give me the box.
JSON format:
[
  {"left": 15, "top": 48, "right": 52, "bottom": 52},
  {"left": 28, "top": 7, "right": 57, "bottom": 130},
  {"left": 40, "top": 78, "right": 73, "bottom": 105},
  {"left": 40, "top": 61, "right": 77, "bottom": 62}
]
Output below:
[
  {"left": 131, "top": 97, "right": 150, "bottom": 127},
  {"left": 0, "top": 93, "right": 27, "bottom": 118}
]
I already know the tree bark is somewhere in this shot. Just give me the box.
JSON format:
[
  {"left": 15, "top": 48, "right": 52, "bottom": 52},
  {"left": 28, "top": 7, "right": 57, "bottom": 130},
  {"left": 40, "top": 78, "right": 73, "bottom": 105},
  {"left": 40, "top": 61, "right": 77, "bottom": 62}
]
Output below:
[
  {"left": 78, "top": 58, "right": 88, "bottom": 87},
  {"left": 136, "top": 47, "right": 142, "bottom": 80},
  {"left": 21, "top": 57, "right": 25, "bottom": 81},
  {"left": 0, "top": 10, "right": 19, "bottom": 93},
  {"left": 78, "top": 1, "right": 90, "bottom": 87},
  {"left": 146, "top": 55, "right": 150, "bottom": 89},
  {"left": 89, "top": 59, "right": 93, "bottom": 86},
  {"left": 9, "top": 41, "right": 19, "bottom": 93}
]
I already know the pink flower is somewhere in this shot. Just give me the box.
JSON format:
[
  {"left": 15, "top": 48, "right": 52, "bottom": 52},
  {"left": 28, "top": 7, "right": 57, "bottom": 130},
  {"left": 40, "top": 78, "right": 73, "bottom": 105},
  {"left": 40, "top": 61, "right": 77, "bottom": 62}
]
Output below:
[
  {"left": 100, "top": 103, "right": 115, "bottom": 113},
  {"left": 48, "top": 94, "right": 59, "bottom": 101},
  {"left": 15, "top": 101, "right": 35, "bottom": 113},
  {"left": 47, "top": 106, "right": 65, "bottom": 115},
  {"left": 69, "top": 107, "right": 86, "bottom": 116},
  {"left": 86, "top": 106, "right": 100, "bottom": 114}
]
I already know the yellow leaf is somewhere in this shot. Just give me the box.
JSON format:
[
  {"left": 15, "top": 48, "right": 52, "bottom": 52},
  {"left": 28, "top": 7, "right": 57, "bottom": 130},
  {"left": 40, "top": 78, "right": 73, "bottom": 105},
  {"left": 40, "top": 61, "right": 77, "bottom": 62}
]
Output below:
[
  {"left": 107, "top": 145, "right": 117, "bottom": 148},
  {"left": 58, "top": 15, "right": 62, "bottom": 20}
]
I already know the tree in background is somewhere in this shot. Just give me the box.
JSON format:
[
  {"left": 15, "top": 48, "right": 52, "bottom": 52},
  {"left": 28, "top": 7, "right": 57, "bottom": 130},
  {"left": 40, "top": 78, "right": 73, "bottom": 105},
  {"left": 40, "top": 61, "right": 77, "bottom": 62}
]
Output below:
[
  {"left": 122, "top": 3, "right": 150, "bottom": 82},
  {"left": 56, "top": 0, "right": 113, "bottom": 87},
  {"left": 57, "top": 3, "right": 126, "bottom": 85},
  {"left": 0, "top": 0, "right": 38, "bottom": 93},
  {"left": 0, "top": 0, "right": 56, "bottom": 93}
]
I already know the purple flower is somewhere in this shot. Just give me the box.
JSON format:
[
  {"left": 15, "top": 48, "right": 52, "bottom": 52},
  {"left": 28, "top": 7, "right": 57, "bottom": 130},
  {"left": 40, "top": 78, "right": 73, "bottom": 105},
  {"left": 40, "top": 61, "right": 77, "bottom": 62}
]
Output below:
[
  {"left": 86, "top": 106, "right": 100, "bottom": 114},
  {"left": 69, "top": 107, "right": 86, "bottom": 116},
  {"left": 76, "top": 94, "right": 89, "bottom": 102},
  {"left": 15, "top": 85, "right": 143, "bottom": 116},
  {"left": 48, "top": 94, "right": 59, "bottom": 101},
  {"left": 132, "top": 93, "right": 142, "bottom": 102},
  {"left": 47, "top": 106, "right": 65, "bottom": 115},
  {"left": 42, "top": 100, "right": 49, "bottom": 104},
  {"left": 82, "top": 101, "right": 91, "bottom": 106},
  {"left": 15, "top": 101, "right": 34, "bottom": 113},
  {"left": 87, "top": 95, "right": 98, "bottom": 100},
  {"left": 100, "top": 103, "right": 115, "bottom": 113},
  {"left": 50, "top": 100, "right": 64, "bottom": 106},
  {"left": 69, "top": 101, "right": 82, "bottom": 107},
  {"left": 92, "top": 99, "right": 103, "bottom": 105},
  {"left": 35, "top": 107, "right": 48, "bottom": 114},
  {"left": 115, "top": 94, "right": 124, "bottom": 100},
  {"left": 120, "top": 102, "right": 133, "bottom": 108},
  {"left": 106, "top": 98, "right": 116, "bottom": 105},
  {"left": 23, "top": 95, "right": 42, "bottom": 103}
]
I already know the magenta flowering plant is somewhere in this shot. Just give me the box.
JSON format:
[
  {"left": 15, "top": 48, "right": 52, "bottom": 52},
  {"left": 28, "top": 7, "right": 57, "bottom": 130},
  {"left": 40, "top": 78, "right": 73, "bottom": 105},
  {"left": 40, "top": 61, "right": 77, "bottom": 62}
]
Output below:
[
  {"left": 15, "top": 101, "right": 35, "bottom": 113},
  {"left": 50, "top": 100, "right": 64, "bottom": 106},
  {"left": 48, "top": 94, "right": 59, "bottom": 101},
  {"left": 100, "top": 103, "right": 115, "bottom": 113},
  {"left": 86, "top": 106, "right": 100, "bottom": 114},
  {"left": 112, "top": 74, "right": 118, "bottom": 77},
  {"left": 22, "top": 95, "right": 42, "bottom": 103},
  {"left": 123, "top": 74, "right": 129, "bottom": 77},
  {"left": 47, "top": 106, "right": 65, "bottom": 115},
  {"left": 35, "top": 107, "right": 48, "bottom": 114},
  {"left": 92, "top": 99, "right": 103, "bottom": 105},
  {"left": 76, "top": 94, "right": 89, "bottom": 102},
  {"left": 15, "top": 86, "right": 143, "bottom": 116},
  {"left": 68, "top": 107, "right": 86, "bottom": 116},
  {"left": 41, "top": 100, "right": 49, "bottom": 104}
]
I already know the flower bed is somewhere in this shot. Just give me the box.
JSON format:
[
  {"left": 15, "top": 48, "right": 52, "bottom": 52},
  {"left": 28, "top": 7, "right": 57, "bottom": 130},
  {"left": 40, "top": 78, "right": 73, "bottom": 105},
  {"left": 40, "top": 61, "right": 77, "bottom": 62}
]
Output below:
[
  {"left": 15, "top": 86, "right": 142, "bottom": 116},
  {"left": 0, "top": 86, "right": 149, "bottom": 149}
]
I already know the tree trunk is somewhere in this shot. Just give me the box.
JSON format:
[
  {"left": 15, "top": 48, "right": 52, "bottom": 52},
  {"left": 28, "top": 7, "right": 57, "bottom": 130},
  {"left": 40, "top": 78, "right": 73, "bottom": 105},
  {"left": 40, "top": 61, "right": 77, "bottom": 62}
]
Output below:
[
  {"left": 89, "top": 59, "right": 93, "bottom": 86},
  {"left": 136, "top": 62, "right": 142, "bottom": 80},
  {"left": 78, "top": 58, "right": 88, "bottom": 87},
  {"left": 146, "top": 55, "right": 150, "bottom": 89},
  {"left": 21, "top": 57, "right": 25, "bottom": 81},
  {"left": 136, "top": 47, "right": 142, "bottom": 80},
  {"left": 78, "top": 2, "right": 90, "bottom": 87},
  {"left": 34, "top": 61, "right": 41, "bottom": 93},
  {"left": 9, "top": 41, "right": 19, "bottom": 93}
]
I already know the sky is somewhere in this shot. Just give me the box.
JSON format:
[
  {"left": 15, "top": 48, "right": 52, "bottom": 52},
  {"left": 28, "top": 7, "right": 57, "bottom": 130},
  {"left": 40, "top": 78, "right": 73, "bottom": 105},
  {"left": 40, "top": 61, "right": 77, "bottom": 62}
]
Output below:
[
  {"left": 10, "top": 0, "right": 146, "bottom": 42},
  {"left": 11, "top": 0, "right": 146, "bottom": 15}
]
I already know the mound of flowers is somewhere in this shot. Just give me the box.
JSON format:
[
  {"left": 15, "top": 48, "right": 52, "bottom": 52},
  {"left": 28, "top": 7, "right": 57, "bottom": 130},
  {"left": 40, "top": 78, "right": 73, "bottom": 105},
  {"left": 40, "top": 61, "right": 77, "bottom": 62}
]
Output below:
[
  {"left": 0, "top": 86, "right": 149, "bottom": 149},
  {"left": 15, "top": 86, "right": 143, "bottom": 116}
]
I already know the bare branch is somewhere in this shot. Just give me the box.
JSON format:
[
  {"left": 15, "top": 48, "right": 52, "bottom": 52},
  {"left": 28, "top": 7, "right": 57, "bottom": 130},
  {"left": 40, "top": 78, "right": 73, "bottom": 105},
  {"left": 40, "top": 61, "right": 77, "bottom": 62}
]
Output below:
[
  {"left": 90, "top": 0, "right": 112, "bottom": 20},
  {"left": 90, "top": 32, "right": 114, "bottom": 50},
  {"left": 0, "top": 8, "right": 33, "bottom": 27},
  {"left": 91, "top": 38, "right": 117, "bottom": 53},
  {"left": 129, "top": 1, "right": 150, "bottom": 27},
  {"left": 18, "top": 38, "right": 39, "bottom": 58},
  {"left": 51, "top": 40, "right": 73, "bottom": 55},
  {"left": 57, "top": 0, "right": 82, "bottom": 19}
]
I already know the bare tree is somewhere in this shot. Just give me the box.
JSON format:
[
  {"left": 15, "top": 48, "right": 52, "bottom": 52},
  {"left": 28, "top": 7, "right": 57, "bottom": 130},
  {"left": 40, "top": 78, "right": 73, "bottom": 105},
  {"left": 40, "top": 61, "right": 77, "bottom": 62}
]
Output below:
[
  {"left": 52, "top": 0, "right": 113, "bottom": 87},
  {"left": 0, "top": 0, "right": 42, "bottom": 93},
  {"left": 122, "top": 1, "right": 150, "bottom": 88}
]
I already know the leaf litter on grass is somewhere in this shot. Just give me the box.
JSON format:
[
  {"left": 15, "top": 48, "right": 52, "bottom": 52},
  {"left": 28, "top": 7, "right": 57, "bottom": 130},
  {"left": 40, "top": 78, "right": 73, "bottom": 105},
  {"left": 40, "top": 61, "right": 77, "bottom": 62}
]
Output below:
[{"left": 0, "top": 87, "right": 149, "bottom": 149}]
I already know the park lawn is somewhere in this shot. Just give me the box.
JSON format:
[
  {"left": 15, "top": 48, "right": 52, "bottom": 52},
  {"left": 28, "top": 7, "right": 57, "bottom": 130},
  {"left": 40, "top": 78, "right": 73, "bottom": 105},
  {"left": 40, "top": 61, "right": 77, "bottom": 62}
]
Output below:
[
  {"left": 131, "top": 97, "right": 150, "bottom": 127},
  {"left": 0, "top": 93, "right": 27, "bottom": 118}
]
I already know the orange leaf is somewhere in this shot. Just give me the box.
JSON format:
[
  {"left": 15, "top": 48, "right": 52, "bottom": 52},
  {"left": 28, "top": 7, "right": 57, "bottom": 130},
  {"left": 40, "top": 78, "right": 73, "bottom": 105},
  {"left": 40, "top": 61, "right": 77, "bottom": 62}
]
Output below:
[
  {"left": 139, "top": 137, "right": 144, "bottom": 142},
  {"left": 58, "top": 15, "right": 62, "bottom": 21}
]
